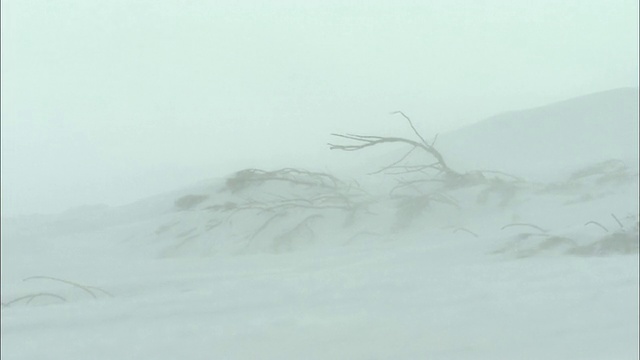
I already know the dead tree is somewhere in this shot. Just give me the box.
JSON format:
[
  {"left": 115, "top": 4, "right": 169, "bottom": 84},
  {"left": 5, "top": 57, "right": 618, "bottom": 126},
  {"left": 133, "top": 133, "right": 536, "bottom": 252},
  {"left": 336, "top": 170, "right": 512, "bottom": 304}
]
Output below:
[{"left": 328, "top": 111, "right": 462, "bottom": 180}]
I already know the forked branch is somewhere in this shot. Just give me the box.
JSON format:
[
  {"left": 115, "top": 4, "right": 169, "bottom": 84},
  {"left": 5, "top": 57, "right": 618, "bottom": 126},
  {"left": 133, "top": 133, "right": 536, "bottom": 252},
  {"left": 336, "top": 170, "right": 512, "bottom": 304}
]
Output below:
[{"left": 329, "top": 112, "right": 458, "bottom": 177}]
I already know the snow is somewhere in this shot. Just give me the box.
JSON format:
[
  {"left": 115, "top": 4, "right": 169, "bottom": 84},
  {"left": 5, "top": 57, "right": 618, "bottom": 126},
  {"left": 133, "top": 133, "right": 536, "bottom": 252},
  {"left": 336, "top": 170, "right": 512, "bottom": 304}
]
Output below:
[{"left": 2, "top": 88, "right": 639, "bottom": 359}]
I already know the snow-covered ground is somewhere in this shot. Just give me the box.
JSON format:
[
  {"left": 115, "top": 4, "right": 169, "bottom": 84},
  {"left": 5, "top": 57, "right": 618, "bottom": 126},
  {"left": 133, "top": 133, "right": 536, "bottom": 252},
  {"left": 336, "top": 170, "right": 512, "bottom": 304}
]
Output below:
[{"left": 2, "top": 88, "right": 638, "bottom": 359}]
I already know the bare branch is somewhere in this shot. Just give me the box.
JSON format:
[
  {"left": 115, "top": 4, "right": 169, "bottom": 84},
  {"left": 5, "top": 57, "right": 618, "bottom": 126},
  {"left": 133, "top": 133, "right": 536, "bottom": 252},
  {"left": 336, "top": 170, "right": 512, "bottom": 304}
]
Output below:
[
  {"left": 23, "top": 276, "right": 113, "bottom": 299},
  {"left": 431, "top": 133, "right": 439, "bottom": 147},
  {"left": 501, "top": 223, "right": 548, "bottom": 233},
  {"left": 330, "top": 134, "right": 454, "bottom": 175},
  {"left": 611, "top": 213, "right": 624, "bottom": 229},
  {"left": 453, "top": 227, "right": 479, "bottom": 238},
  {"left": 585, "top": 221, "right": 608, "bottom": 232},
  {"left": 3, "top": 293, "right": 67, "bottom": 307},
  {"left": 382, "top": 162, "right": 442, "bottom": 175},
  {"left": 368, "top": 146, "right": 418, "bottom": 175},
  {"left": 390, "top": 111, "right": 429, "bottom": 146}
]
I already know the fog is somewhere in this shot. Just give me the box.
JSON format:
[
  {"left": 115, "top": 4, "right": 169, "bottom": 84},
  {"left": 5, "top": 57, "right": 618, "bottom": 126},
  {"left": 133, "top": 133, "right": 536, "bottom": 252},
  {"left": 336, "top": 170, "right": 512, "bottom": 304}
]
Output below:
[{"left": 1, "top": 0, "right": 638, "bottom": 216}]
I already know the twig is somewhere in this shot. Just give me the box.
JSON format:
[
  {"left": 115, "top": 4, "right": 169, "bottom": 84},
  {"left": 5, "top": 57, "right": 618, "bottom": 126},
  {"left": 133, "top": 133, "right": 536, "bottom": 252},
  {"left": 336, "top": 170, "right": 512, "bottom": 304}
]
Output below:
[
  {"left": 85, "top": 286, "right": 115, "bottom": 298},
  {"left": 501, "top": 223, "right": 547, "bottom": 233},
  {"left": 611, "top": 213, "right": 624, "bottom": 229},
  {"left": 453, "top": 227, "right": 479, "bottom": 238},
  {"left": 247, "top": 212, "right": 286, "bottom": 245},
  {"left": 584, "top": 221, "right": 609, "bottom": 232},
  {"left": 431, "top": 133, "right": 439, "bottom": 147},
  {"left": 383, "top": 163, "right": 441, "bottom": 175},
  {"left": 23, "top": 276, "right": 113, "bottom": 299},
  {"left": 3, "top": 293, "right": 67, "bottom": 307},
  {"left": 390, "top": 111, "right": 430, "bottom": 146},
  {"left": 368, "top": 146, "right": 417, "bottom": 175}
]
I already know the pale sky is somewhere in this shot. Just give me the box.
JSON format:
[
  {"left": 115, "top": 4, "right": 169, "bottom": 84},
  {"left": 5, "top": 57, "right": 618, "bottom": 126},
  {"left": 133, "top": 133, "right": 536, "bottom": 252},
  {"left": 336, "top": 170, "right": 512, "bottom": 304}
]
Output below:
[{"left": 1, "top": 0, "right": 638, "bottom": 215}]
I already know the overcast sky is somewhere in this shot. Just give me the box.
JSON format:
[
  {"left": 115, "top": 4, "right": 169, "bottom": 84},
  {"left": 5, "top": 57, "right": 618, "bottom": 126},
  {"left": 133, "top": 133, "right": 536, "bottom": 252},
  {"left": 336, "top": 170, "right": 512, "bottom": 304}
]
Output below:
[{"left": 1, "top": 0, "right": 638, "bottom": 216}]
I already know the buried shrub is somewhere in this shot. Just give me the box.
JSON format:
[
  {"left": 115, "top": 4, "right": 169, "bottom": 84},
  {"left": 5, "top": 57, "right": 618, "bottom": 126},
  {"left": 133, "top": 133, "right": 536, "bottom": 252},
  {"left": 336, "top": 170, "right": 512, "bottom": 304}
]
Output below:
[
  {"left": 2, "top": 276, "right": 112, "bottom": 309},
  {"left": 175, "top": 194, "right": 209, "bottom": 211}
]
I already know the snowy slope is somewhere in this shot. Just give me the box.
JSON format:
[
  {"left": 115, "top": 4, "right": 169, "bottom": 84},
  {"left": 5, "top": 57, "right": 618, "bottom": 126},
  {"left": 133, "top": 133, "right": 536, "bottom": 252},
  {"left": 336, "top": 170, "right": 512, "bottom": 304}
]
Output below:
[
  {"left": 439, "top": 87, "right": 639, "bottom": 180},
  {"left": 2, "top": 89, "right": 638, "bottom": 359}
]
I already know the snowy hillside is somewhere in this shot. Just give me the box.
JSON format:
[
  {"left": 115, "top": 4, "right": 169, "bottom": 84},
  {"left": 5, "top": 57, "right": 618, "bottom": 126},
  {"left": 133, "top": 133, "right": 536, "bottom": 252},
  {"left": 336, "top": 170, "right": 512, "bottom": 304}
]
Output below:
[
  {"left": 2, "top": 89, "right": 638, "bottom": 359},
  {"left": 439, "top": 87, "right": 639, "bottom": 180}
]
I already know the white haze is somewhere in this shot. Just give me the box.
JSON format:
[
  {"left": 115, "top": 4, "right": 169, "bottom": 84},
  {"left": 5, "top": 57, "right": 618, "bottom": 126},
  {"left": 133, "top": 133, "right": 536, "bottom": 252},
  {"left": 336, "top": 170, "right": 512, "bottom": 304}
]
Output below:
[
  {"left": 1, "top": 0, "right": 638, "bottom": 216},
  {"left": 1, "top": 87, "right": 638, "bottom": 359}
]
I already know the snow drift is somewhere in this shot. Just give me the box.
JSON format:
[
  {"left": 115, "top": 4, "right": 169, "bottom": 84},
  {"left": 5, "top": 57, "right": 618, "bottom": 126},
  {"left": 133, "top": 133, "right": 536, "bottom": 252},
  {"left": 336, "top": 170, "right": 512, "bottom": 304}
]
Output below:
[{"left": 2, "top": 88, "right": 638, "bottom": 360}]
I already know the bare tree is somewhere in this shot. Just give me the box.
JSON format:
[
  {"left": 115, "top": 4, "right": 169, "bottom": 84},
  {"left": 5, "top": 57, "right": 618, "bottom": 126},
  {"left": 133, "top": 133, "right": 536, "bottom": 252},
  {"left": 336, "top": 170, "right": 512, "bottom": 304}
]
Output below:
[{"left": 328, "top": 111, "right": 461, "bottom": 180}]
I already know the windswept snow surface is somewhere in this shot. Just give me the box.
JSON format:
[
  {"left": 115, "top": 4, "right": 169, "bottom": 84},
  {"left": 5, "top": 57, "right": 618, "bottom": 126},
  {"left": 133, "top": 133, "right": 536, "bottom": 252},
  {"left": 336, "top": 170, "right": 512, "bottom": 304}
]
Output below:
[{"left": 2, "top": 89, "right": 639, "bottom": 359}]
